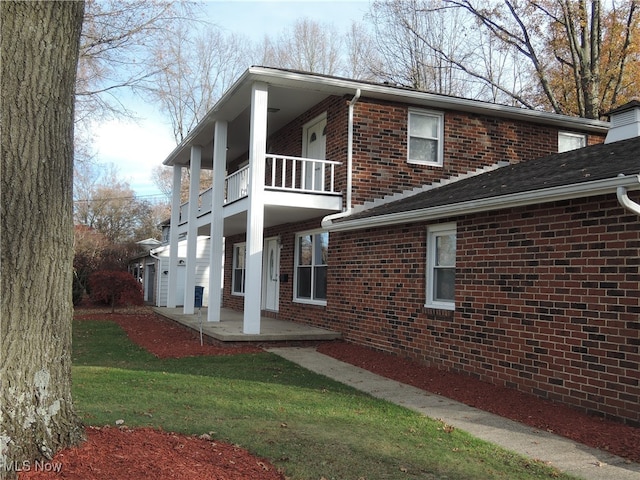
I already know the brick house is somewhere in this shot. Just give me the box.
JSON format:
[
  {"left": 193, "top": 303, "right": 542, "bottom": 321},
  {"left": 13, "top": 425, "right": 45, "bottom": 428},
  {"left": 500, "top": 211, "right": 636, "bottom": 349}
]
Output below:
[{"left": 161, "top": 67, "right": 639, "bottom": 424}]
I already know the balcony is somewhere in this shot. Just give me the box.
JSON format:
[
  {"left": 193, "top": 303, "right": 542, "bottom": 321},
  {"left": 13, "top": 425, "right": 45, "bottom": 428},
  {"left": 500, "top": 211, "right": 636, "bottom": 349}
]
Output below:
[{"left": 179, "top": 154, "right": 342, "bottom": 227}]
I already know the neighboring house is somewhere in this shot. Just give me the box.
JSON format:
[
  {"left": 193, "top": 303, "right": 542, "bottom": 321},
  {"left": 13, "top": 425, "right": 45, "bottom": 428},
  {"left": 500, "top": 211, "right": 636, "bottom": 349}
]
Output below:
[
  {"left": 133, "top": 236, "right": 212, "bottom": 307},
  {"left": 161, "top": 66, "right": 639, "bottom": 424}
]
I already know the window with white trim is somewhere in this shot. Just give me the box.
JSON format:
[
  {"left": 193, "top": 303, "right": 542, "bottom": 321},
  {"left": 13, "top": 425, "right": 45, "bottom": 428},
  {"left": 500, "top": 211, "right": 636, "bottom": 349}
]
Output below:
[
  {"left": 408, "top": 109, "right": 444, "bottom": 166},
  {"left": 232, "top": 243, "right": 246, "bottom": 295},
  {"left": 426, "top": 223, "right": 456, "bottom": 310},
  {"left": 294, "top": 231, "right": 328, "bottom": 304},
  {"left": 558, "top": 132, "right": 586, "bottom": 152}
]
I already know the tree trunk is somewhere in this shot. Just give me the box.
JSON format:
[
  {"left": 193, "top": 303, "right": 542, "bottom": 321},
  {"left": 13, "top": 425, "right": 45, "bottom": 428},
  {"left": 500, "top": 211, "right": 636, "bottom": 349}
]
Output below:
[{"left": 1, "top": 2, "right": 85, "bottom": 479}]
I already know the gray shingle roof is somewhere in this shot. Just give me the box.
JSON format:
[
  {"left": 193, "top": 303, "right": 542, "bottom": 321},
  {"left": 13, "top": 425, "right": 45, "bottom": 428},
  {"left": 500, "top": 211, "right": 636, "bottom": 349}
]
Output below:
[{"left": 337, "top": 136, "right": 640, "bottom": 223}]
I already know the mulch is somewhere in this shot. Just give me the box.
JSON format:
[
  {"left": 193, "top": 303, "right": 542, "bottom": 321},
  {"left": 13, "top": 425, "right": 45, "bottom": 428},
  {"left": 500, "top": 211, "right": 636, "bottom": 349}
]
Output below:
[{"left": 17, "top": 306, "right": 640, "bottom": 479}]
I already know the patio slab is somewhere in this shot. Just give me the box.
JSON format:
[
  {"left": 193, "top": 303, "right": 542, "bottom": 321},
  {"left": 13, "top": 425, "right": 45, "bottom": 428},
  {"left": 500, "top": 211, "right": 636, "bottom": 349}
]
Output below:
[{"left": 153, "top": 307, "right": 341, "bottom": 343}]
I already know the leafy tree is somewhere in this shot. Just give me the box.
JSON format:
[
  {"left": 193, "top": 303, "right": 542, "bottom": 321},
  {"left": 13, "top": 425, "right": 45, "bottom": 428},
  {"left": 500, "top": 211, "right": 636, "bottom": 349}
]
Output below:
[
  {"left": 443, "top": 0, "right": 639, "bottom": 118},
  {"left": 1, "top": 2, "right": 85, "bottom": 477},
  {"left": 530, "top": 0, "right": 640, "bottom": 116},
  {"left": 74, "top": 164, "right": 162, "bottom": 243}
]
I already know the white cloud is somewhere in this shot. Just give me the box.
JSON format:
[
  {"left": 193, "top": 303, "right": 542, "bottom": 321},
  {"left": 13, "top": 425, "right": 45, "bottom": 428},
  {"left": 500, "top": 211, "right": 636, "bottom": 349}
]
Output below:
[{"left": 92, "top": 116, "right": 176, "bottom": 198}]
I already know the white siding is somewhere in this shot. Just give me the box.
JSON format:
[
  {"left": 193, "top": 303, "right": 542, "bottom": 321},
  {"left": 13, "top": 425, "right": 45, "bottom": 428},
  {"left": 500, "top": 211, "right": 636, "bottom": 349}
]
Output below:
[{"left": 152, "top": 237, "right": 211, "bottom": 308}]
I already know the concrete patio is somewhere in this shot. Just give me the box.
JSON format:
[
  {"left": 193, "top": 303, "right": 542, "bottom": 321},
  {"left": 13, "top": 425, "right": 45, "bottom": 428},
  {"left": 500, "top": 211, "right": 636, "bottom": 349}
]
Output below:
[{"left": 153, "top": 307, "right": 342, "bottom": 343}]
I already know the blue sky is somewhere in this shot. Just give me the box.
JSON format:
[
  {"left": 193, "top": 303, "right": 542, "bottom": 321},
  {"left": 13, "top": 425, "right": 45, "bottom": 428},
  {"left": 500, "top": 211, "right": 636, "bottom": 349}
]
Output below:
[{"left": 91, "top": 0, "right": 371, "bottom": 199}]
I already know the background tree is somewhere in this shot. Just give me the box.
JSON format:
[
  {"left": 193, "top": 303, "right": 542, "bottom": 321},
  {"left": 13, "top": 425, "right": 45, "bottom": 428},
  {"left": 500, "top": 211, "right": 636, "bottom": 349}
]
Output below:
[
  {"left": 74, "top": 170, "right": 162, "bottom": 244},
  {"left": 77, "top": 0, "right": 193, "bottom": 124},
  {"left": 258, "top": 18, "right": 345, "bottom": 75},
  {"left": 343, "top": 21, "right": 382, "bottom": 81},
  {"left": 1, "top": 2, "right": 85, "bottom": 477},
  {"left": 147, "top": 22, "right": 250, "bottom": 143},
  {"left": 443, "top": 0, "right": 639, "bottom": 118},
  {"left": 368, "top": 0, "right": 532, "bottom": 100}
]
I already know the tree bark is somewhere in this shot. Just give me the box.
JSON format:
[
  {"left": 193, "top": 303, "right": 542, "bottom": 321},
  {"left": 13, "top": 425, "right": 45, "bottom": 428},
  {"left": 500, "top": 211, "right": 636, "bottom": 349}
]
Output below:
[{"left": 1, "top": 2, "right": 85, "bottom": 478}]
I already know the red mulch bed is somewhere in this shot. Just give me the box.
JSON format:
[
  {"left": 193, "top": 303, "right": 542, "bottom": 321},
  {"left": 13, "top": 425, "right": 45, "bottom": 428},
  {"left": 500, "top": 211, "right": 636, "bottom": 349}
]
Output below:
[
  {"left": 74, "top": 309, "right": 263, "bottom": 358},
  {"left": 21, "top": 306, "right": 639, "bottom": 479},
  {"left": 20, "top": 426, "right": 283, "bottom": 480},
  {"left": 316, "top": 341, "right": 640, "bottom": 464}
]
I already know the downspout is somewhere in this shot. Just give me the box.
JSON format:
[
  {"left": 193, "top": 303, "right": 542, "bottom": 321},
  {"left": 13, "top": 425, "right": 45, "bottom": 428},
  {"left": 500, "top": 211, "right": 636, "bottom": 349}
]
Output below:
[
  {"left": 616, "top": 173, "right": 640, "bottom": 215},
  {"left": 322, "top": 88, "right": 361, "bottom": 228}
]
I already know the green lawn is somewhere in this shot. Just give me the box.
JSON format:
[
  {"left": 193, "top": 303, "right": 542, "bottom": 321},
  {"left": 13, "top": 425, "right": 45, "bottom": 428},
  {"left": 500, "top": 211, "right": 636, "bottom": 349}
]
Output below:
[{"left": 72, "top": 319, "right": 576, "bottom": 480}]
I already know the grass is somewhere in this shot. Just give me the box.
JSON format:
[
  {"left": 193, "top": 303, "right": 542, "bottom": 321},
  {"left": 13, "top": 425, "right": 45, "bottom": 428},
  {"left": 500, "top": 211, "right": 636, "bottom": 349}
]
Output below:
[{"left": 72, "top": 319, "right": 577, "bottom": 480}]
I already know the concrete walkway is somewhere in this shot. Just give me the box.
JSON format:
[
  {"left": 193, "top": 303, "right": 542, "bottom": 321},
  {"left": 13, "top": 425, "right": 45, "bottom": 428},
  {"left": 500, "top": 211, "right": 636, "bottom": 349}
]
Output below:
[{"left": 268, "top": 347, "right": 640, "bottom": 480}]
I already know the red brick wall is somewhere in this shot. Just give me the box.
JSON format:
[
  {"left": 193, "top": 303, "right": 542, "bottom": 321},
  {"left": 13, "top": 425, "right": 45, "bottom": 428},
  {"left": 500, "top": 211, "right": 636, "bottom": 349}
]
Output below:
[
  {"left": 259, "top": 95, "right": 605, "bottom": 209},
  {"left": 222, "top": 217, "right": 330, "bottom": 326},
  {"left": 325, "top": 194, "right": 640, "bottom": 425},
  {"left": 350, "top": 99, "right": 606, "bottom": 205}
]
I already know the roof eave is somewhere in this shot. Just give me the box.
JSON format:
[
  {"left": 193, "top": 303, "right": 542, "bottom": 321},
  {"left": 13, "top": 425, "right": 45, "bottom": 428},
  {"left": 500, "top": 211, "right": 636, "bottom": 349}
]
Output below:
[
  {"left": 162, "top": 67, "right": 610, "bottom": 167},
  {"left": 326, "top": 174, "right": 640, "bottom": 232}
]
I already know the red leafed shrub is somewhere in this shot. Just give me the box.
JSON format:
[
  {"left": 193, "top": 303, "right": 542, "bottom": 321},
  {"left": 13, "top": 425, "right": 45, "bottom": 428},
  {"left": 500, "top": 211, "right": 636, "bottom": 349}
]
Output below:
[{"left": 88, "top": 270, "right": 143, "bottom": 312}]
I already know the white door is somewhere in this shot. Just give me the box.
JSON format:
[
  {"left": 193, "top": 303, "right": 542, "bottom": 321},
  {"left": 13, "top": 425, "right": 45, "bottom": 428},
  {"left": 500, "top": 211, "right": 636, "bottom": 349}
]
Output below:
[
  {"left": 262, "top": 238, "right": 280, "bottom": 311},
  {"left": 304, "top": 117, "right": 327, "bottom": 191}
]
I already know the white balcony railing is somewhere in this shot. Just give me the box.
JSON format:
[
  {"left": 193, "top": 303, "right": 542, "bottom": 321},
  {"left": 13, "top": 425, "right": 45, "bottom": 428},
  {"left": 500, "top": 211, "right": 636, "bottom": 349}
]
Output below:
[{"left": 179, "top": 154, "right": 341, "bottom": 223}]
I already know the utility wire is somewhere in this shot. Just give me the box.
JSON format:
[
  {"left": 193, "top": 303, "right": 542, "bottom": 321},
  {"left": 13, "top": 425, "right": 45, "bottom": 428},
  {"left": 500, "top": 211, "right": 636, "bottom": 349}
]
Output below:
[{"left": 74, "top": 192, "right": 170, "bottom": 203}]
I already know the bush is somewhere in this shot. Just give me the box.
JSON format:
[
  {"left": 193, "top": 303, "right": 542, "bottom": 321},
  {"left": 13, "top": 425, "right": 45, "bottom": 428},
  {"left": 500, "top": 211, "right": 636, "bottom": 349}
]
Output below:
[
  {"left": 88, "top": 270, "right": 143, "bottom": 312},
  {"left": 72, "top": 271, "right": 85, "bottom": 306}
]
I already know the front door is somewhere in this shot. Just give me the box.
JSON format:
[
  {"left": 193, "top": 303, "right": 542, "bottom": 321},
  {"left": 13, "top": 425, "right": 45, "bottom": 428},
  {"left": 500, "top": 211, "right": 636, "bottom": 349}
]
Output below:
[
  {"left": 262, "top": 238, "right": 280, "bottom": 311},
  {"left": 304, "top": 116, "right": 327, "bottom": 191}
]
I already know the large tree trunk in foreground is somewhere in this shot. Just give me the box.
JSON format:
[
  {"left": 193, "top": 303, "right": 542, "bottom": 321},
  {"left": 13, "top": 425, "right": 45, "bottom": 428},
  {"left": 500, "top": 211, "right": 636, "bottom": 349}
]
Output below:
[{"left": 1, "top": 2, "right": 85, "bottom": 478}]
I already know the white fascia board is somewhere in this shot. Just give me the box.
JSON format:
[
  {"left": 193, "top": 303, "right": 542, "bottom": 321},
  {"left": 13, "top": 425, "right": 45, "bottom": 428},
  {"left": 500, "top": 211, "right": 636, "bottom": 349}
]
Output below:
[
  {"left": 247, "top": 68, "right": 609, "bottom": 132},
  {"left": 326, "top": 174, "right": 640, "bottom": 232}
]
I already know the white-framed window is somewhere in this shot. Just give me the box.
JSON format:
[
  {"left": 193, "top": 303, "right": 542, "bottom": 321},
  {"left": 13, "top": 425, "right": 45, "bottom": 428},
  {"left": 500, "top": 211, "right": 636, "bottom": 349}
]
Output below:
[
  {"left": 426, "top": 223, "right": 456, "bottom": 310},
  {"left": 558, "top": 131, "right": 586, "bottom": 153},
  {"left": 232, "top": 243, "right": 246, "bottom": 295},
  {"left": 408, "top": 109, "right": 444, "bottom": 166},
  {"left": 294, "top": 230, "right": 328, "bottom": 305}
]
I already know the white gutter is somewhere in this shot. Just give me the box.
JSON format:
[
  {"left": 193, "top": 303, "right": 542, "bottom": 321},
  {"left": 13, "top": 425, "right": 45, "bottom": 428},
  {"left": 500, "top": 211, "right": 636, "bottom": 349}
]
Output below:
[
  {"left": 321, "top": 88, "right": 361, "bottom": 227},
  {"left": 326, "top": 174, "right": 640, "bottom": 232},
  {"left": 616, "top": 173, "right": 640, "bottom": 215}
]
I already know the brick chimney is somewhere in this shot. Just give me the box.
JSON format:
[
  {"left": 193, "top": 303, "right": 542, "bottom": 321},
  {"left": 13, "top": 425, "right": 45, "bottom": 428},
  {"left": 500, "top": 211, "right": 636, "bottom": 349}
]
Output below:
[{"left": 605, "top": 100, "right": 640, "bottom": 144}]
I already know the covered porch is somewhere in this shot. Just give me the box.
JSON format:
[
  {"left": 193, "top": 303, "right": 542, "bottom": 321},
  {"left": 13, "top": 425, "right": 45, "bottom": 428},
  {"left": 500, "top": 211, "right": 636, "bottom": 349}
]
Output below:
[{"left": 153, "top": 307, "right": 341, "bottom": 343}]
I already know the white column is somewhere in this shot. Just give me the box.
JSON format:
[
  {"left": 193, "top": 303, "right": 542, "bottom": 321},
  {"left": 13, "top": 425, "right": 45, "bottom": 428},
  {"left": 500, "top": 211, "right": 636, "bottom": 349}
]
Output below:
[
  {"left": 167, "top": 165, "right": 182, "bottom": 308},
  {"left": 243, "top": 82, "right": 268, "bottom": 334},
  {"left": 208, "top": 121, "right": 227, "bottom": 322},
  {"left": 183, "top": 145, "right": 201, "bottom": 314}
]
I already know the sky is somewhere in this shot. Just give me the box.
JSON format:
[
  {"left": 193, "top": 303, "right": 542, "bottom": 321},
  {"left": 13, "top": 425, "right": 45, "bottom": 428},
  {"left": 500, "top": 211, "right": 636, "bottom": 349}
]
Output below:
[{"left": 91, "top": 0, "right": 371, "bottom": 200}]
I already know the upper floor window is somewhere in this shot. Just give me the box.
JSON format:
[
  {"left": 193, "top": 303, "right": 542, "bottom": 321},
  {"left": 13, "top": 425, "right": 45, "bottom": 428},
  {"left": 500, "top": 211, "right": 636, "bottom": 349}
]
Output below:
[
  {"left": 294, "top": 230, "right": 328, "bottom": 305},
  {"left": 232, "top": 243, "right": 246, "bottom": 295},
  {"left": 558, "top": 132, "right": 586, "bottom": 152},
  {"left": 408, "top": 109, "right": 444, "bottom": 166},
  {"left": 426, "top": 223, "right": 456, "bottom": 310}
]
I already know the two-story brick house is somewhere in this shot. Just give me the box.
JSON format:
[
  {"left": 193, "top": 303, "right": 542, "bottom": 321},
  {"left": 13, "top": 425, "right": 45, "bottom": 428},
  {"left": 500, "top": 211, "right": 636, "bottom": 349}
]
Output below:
[{"left": 160, "top": 67, "right": 639, "bottom": 424}]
